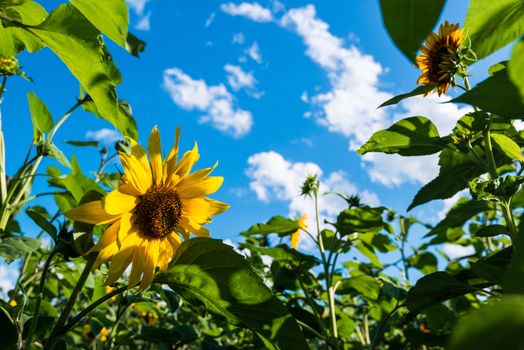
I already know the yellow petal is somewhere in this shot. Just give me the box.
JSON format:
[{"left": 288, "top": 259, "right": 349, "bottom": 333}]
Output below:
[
  {"left": 158, "top": 241, "right": 174, "bottom": 271},
  {"left": 117, "top": 212, "right": 134, "bottom": 246},
  {"left": 140, "top": 240, "right": 160, "bottom": 290},
  {"left": 167, "top": 232, "right": 182, "bottom": 248},
  {"left": 163, "top": 127, "right": 181, "bottom": 184},
  {"left": 179, "top": 216, "right": 210, "bottom": 237},
  {"left": 176, "top": 162, "right": 217, "bottom": 189},
  {"left": 148, "top": 126, "right": 163, "bottom": 186},
  {"left": 105, "top": 246, "right": 135, "bottom": 285},
  {"left": 65, "top": 201, "right": 119, "bottom": 225},
  {"left": 174, "top": 142, "right": 199, "bottom": 179},
  {"left": 103, "top": 189, "right": 137, "bottom": 215},
  {"left": 89, "top": 221, "right": 120, "bottom": 253},
  {"left": 128, "top": 240, "right": 146, "bottom": 288},
  {"left": 178, "top": 176, "right": 223, "bottom": 199},
  {"left": 120, "top": 152, "right": 152, "bottom": 194},
  {"left": 94, "top": 243, "right": 119, "bottom": 266},
  {"left": 290, "top": 230, "right": 300, "bottom": 250}
]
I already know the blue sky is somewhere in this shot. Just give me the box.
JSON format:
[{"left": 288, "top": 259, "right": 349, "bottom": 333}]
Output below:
[{"left": 1, "top": 0, "right": 513, "bottom": 260}]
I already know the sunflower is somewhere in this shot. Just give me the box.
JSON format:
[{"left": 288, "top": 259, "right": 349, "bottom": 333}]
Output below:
[
  {"left": 290, "top": 214, "right": 308, "bottom": 250},
  {"left": 66, "top": 126, "right": 229, "bottom": 290},
  {"left": 416, "top": 21, "right": 466, "bottom": 96}
]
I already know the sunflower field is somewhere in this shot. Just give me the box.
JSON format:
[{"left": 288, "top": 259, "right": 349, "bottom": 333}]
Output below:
[{"left": 0, "top": 0, "right": 523, "bottom": 349}]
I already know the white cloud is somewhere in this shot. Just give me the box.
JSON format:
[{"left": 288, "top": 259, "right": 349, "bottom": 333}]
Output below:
[
  {"left": 442, "top": 244, "right": 475, "bottom": 260},
  {"left": 245, "top": 42, "right": 262, "bottom": 63},
  {"left": 205, "top": 12, "right": 216, "bottom": 27},
  {"left": 127, "top": 0, "right": 152, "bottom": 31},
  {"left": 127, "top": 0, "right": 149, "bottom": 15},
  {"left": 224, "top": 64, "right": 256, "bottom": 91},
  {"left": 135, "top": 12, "right": 151, "bottom": 31},
  {"left": 246, "top": 151, "right": 380, "bottom": 248},
  {"left": 232, "top": 32, "right": 245, "bottom": 44},
  {"left": 85, "top": 128, "right": 122, "bottom": 145},
  {"left": 0, "top": 263, "right": 18, "bottom": 295},
  {"left": 163, "top": 68, "right": 253, "bottom": 138},
  {"left": 220, "top": 2, "right": 273, "bottom": 22}
]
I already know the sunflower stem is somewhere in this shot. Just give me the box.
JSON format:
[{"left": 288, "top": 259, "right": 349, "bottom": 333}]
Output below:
[
  {"left": 24, "top": 249, "right": 58, "bottom": 350},
  {"left": 45, "top": 253, "right": 97, "bottom": 350}
]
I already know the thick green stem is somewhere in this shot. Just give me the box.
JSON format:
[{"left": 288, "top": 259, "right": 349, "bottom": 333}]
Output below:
[
  {"left": 0, "top": 76, "right": 8, "bottom": 206},
  {"left": 24, "top": 250, "right": 58, "bottom": 349},
  {"left": 59, "top": 286, "right": 128, "bottom": 335},
  {"left": 313, "top": 191, "right": 338, "bottom": 348},
  {"left": 46, "top": 253, "right": 97, "bottom": 350}
]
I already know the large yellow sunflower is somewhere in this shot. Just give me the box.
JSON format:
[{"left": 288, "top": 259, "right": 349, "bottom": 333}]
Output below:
[
  {"left": 416, "top": 21, "right": 465, "bottom": 96},
  {"left": 66, "top": 126, "right": 229, "bottom": 290}
]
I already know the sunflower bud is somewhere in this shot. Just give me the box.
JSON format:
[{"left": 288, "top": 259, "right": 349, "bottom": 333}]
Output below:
[{"left": 0, "top": 56, "right": 19, "bottom": 76}]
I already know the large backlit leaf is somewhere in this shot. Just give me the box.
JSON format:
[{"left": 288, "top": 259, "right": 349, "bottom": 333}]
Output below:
[
  {"left": 379, "top": 0, "right": 446, "bottom": 62},
  {"left": 155, "top": 238, "right": 308, "bottom": 350},
  {"left": 491, "top": 133, "right": 524, "bottom": 161},
  {"left": 27, "top": 91, "right": 53, "bottom": 137},
  {"left": 406, "top": 272, "right": 477, "bottom": 314},
  {"left": 509, "top": 38, "right": 524, "bottom": 101},
  {"left": 23, "top": 4, "right": 137, "bottom": 137},
  {"left": 448, "top": 297, "right": 524, "bottom": 350},
  {"left": 378, "top": 85, "right": 434, "bottom": 108},
  {"left": 358, "top": 117, "right": 445, "bottom": 156},
  {"left": 0, "top": 1, "right": 47, "bottom": 56},
  {"left": 0, "top": 236, "right": 40, "bottom": 263},
  {"left": 70, "top": 0, "right": 128, "bottom": 47},
  {"left": 452, "top": 68, "right": 524, "bottom": 119},
  {"left": 464, "top": 0, "right": 524, "bottom": 60}
]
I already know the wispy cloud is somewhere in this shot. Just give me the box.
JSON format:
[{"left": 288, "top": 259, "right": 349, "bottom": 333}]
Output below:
[
  {"left": 126, "top": 0, "right": 152, "bottom": 31},
  {"left": 220, "top": 2, "right": 273, "bottom": 22},
  {"left": 205, "top": 12, "right": 216, "bottom": 27},
  {"left": 85, "top": 128, "right": 122, "bottom": 145},
  {"left": 245, "top": 42, "right": 262, "bottom": 63},
  {"left": 163, "top": 68, "right": 253, "bottom": 138},
  {"left": 232, "top": 32, "right": 245, "bottom": 44}
]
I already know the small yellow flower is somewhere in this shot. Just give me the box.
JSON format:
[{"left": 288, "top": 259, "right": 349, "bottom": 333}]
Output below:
[
  {"left": 9, "top": 299, "right": 17, "bottom": 307},
  {"left": 105, "top": 285, "right": 117, "bottom": 301},
  {"left": 416, "top": 21, "right": 466, "bottom": 96},
  {"left": 290, "top": 214, "right": 308, "bottom": 250},
  {"left": 99, "top": 327, "right": 110, "bottom": 343},
  {"left": 82, "top": 324, "right": 92, "bottom": 339},
  {"left": 66, "top": 126, "right": 229, "bottom": 290}
]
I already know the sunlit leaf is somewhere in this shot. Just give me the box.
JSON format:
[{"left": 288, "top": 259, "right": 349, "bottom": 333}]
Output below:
[
  {"left": 156, "top": 238, "right": 308, "bottom": 350},
  {"left": 379, "top": 0, "right": 446, "bottom": 62},
  {"left": 464, "top": 0, "right": 524, "bottom": 60},
  {"left": 509, "top": 38, "right": 524, "bottom": 101},
  {"left": 378, "top": 85, "right": 434, "bottom": 108},
  {"left": 242, "top": 216, "right": 300, "bottom": 237},
  {"left": 336, "top": 206, "right": 385, "bottom": 234},
  {"left": 0, "top": 236, "right": 40, "bottom": 263},
  {"left": 491, "top": 133, "right": 524, "bottom": 161},
  {"left": 358, "top": 117, "right": 445, "bottom": 156}
]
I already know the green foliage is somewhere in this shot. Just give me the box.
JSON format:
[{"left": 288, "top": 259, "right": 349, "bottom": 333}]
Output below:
[
  {"left": 336, "top": 206, "right": 385, "bottom": 234},
  {"left": 242, "top": 216, "right": 300, "bottom": 237},
  {"left": 378, "top": 85, "right": 434, "bottom": 108},
  {"left": 156, "top": 238, "right": 308, "bottom": 350},
  {"left": 452, "top": 68, "right": 524, "bottom": 118},
  {"left": 464, "top": 0, "right": 524, "bottom": 59},
  {"left": 509, "top": 38, "right": 524, "bottom": 100},
  {"left": 448, "top": 296, "right": 524, "bottom": 350},
  {"left": 27, "top": 92, "right": 53, "bottom": 140},
  {"left": 379, "top": 0, "right": 446, "bottom": 62},
  {"left": 0, "top": 236, "right": 40, "bottom": 263},
  {"left": 358, "top": 117, "right": 445, "bottom": 156}
]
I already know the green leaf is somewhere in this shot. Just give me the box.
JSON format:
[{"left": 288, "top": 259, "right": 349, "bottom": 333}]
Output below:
[
  {"left": 408, "top": 148, "right": 487, "bottom": 210},
  {"left": 26, "top": 207, "right": 57, "bottom": 241},
  {"left": 244, "top": 243, "right": 319, "bottom": 270},
  {"left": 64, "top": 140, "right": 99, "bottom": 147},
  {"left": 358, "top": 117, "right": 444, "bottom": 156},
  {"left": 0, "top": 236, "right": 40, "bottom": 263},
  {"left": 491, "top": 133, "right": 524, "bottom": 161},
  {"left": 24, "top": 4, "right": 137, "bottom": 138},
  {"left": 448, "top": 296, "right": 524, "bottom": 350},
  {"left": 474, "top": 224, "right": 509, "bottom": 237},
  {"left": 428, "top": 198, "right": 495, "bottom": 236},
  {"left": 82, "top": 99, "right": 137, "bottom": 140},
  {"left": 242, "top": 216, "right": 300, "bottom": 237},
  {"left": 452, "top": 68, "right": 524, "bottom": 118},
  {"left": 336, "top": 276, "right": 381, "bottom": 300},
  {"left": 464, "top": 0, "right": 524, "bottom": 60},
  {"left": 504, "top": 217, "right": 524, "bottom": 293},
  {"left": 0, "top": 1, "right": 47, "bottom": 56},
  {"left": 509, "top": 38, "right": 524, "bottom": 101},
  {"left": 378, "top": 85, "right": 435, "bottom": 108},
  {"left": 379, "top": 0, "right": 446, "bottom": 62},
  {"left": 0, "top": 0, "right": 27, "bottom": 7},
  {"left": 155, "top": 238, "right": 308, "bottom": 350},
  {"left": 336, "top": 206, "right": 385, "bottom": 234},
  {"left": 27, "top": 92, "right": 53, "bottom": 137},
  {"left": 47, "top": 143, "right": 71, "bottom": 169},
  {"left": 410, "top": 252, "right": 438, "bottom": 274},
  {"left": 125, "top": 31, "right": 146, "bottom": 57},
  {"left": 406, "top": 272, "right": 477, "bottom": 314},
  {"left": 70, "top": 0, "right": 128, "bottom": 47}
]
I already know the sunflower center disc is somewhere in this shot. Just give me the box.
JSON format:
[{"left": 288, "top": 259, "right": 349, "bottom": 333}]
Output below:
[{"left": 134, "top": 187, "right": 183, "bottom": 239}]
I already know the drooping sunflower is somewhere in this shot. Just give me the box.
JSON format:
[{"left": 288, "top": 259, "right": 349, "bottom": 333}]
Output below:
[
  {"left": 416, "top": 21, "right": 466, "bottom": 96},
  {"left": 290, "top": 214, "right": 308, "bottom": 250},
  {"left": 66, "top": 126, "right": 229, "bottom": 290}
]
